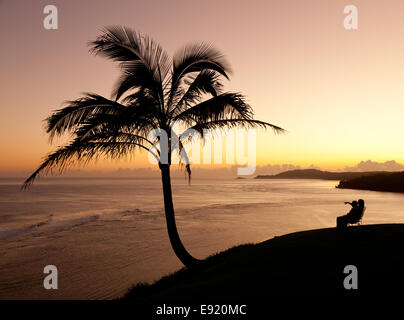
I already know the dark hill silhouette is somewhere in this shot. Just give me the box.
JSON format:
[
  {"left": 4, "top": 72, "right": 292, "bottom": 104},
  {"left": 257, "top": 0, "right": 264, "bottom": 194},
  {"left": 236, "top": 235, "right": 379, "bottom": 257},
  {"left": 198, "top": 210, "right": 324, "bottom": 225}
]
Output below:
[
  {"left": 255, "top": 169, "right": 387, "bottom": 180},
  {"left": 123, "top": 224, "right": 404, "bottom": 299},
  {"left": 337, "top": 171, "right": 404, "bottom": 193}
]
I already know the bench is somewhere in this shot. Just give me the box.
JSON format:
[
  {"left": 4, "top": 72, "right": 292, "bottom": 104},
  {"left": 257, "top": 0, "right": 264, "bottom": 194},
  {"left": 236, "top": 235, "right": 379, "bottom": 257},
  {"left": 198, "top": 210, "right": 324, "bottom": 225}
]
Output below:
[{"left": 348, "top": 206, "right": 366, "bottom": 226}]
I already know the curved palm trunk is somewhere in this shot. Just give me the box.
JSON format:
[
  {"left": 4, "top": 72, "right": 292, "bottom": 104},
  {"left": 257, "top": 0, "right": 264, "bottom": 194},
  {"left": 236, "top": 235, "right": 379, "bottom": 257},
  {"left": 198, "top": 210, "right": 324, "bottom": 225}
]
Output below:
[{"left": 160, "top": 164, "right": 200, "bottom": 268}]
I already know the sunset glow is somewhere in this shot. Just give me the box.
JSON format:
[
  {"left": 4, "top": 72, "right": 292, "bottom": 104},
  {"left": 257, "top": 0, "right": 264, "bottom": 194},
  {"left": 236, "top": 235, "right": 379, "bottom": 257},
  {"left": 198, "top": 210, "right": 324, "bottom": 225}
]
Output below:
[
  {"left": 3, "top": 0, "right": 404, "bottom": 303},
  {"left": 2, "top": 0, "right": 404, "bottom": 174}
]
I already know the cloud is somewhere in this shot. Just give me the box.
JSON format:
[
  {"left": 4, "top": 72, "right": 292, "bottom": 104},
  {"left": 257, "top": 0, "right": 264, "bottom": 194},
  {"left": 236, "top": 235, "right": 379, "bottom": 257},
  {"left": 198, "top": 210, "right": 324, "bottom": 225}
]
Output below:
[
  {"left": 343, "top": 160, "right": 404, "bottom": 172},
  {"left": 3, "top": 160, "right": 404, "bottom": 179}
]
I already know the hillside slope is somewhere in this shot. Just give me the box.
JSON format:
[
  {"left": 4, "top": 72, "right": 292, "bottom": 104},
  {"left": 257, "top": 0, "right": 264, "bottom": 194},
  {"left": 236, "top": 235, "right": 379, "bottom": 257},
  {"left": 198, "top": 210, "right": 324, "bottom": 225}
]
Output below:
[{"left": 123, "top": 224, "right": 404, "bottom": 300}]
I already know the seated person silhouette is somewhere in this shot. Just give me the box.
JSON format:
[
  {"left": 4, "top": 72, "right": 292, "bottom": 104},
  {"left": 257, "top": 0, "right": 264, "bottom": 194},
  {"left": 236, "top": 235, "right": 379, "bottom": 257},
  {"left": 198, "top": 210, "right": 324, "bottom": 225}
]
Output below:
[{"left": 336, "top": 199, "right": 365, "bottom": 229}]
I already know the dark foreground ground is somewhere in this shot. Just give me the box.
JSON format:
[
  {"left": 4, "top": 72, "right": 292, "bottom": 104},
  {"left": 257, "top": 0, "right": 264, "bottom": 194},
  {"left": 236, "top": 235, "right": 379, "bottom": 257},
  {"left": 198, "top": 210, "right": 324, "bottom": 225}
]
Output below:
[{"left": 123, "top": 224, "right": 404, "bottom": 300}]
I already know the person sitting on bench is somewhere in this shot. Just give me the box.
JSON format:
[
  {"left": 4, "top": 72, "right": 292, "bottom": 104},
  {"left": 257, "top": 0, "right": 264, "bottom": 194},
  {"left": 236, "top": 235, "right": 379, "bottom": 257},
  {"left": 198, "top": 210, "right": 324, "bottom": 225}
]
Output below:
[{"left": 336, "top": 199, "right": 365, "bottom": 229}]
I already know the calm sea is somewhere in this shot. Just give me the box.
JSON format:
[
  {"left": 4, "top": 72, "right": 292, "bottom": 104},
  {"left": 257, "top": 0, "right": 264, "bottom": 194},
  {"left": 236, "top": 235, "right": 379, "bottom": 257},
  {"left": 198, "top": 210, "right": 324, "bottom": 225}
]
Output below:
[{"left": 0, "top": 177, "right": 403, "bottom": 299}]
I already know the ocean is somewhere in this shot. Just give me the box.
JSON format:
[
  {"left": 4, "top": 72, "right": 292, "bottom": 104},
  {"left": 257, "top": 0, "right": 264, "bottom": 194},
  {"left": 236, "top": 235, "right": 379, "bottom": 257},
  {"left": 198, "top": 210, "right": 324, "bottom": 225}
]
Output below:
[{"left": 1, "top": 177, "right": 403, "bottom": 299}]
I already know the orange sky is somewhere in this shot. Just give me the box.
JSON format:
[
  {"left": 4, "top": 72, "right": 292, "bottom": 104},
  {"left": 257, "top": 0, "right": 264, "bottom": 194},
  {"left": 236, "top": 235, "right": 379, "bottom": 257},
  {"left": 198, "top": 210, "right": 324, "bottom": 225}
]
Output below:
[{"left": 1, "top": 0, "right": 404, "bottom": 174}]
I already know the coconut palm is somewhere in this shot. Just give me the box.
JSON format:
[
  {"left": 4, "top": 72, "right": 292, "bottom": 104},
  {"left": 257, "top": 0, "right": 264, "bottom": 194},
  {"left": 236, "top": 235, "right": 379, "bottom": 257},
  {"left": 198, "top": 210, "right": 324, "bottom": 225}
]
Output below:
[{"left": 22, "top": 26, "right": 284, "bottom": 268}]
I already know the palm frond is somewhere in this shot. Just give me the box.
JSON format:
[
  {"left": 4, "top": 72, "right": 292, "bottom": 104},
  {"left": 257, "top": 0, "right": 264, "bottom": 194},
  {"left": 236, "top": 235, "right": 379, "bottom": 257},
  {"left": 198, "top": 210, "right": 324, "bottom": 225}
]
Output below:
[
  {"left": 90, "top": 25, "right": 170, "bottom": 104},
  {"left": 22, "top": 134, "right": 155, "bottom": 190},
  {"left": 46, "top": 93, "right": 126, "bottom": 141},
  {"left": 181, "top": 119, "right": 285, "bottom": 139},
  {"left": 73, "top": 104, "right": 159, "bottom": 140},
  {"left": 168, "top": 43, "right": 231, "bottom": 110},
  {"left": 112, "top": 62, "right": 162, "bottom": 102},
  {"left": 173, "top": 93, "right": 253, "bottom": 125},
  {"left": 169, "top": 70, "right": 223, "bottom": 116}
]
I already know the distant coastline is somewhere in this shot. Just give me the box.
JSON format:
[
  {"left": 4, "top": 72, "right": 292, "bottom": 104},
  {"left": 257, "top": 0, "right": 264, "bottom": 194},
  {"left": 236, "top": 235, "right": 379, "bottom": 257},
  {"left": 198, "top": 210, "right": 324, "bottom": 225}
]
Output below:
[
  {"left": 255, "top": 169, "right": 404, "bottom": 193},
  {"left": 336, "top": 171, "right": 404, "bottom": 193},
  {"left": 255, "top": 169, "right": 387, "bottom": 181}
]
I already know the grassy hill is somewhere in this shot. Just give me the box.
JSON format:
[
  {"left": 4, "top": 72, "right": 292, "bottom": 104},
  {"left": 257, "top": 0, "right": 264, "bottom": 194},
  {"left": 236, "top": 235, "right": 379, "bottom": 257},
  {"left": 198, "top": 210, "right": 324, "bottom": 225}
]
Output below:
[{"left": 122, "top": 224, "right": 404, "bottom": 300}]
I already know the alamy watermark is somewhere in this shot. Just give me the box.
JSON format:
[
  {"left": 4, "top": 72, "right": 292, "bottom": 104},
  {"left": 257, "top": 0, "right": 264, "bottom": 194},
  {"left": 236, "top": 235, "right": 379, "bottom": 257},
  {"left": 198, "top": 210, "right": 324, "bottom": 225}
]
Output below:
[
  {"left": 147, "top": 126, "right": 258, "bottom": 176},
  {"left": 43, "top": 265, "right": 58, "bottom": 289},
  {"left": 43, "top": 5, "right": 58, "bottom": 30},
  {"left": 344, "top": 5, "right": 358, "bottom": 30},
  {"left": 41, "top": 4, "right": 357, "bottom": 31},
  {"left": 343, "top": 265, "right": 358, "bottom": 290}
]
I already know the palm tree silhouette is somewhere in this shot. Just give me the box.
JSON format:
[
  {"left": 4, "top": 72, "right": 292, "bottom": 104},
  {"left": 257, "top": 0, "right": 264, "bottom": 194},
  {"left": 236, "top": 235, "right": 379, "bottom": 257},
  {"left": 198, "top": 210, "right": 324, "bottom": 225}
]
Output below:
[{"left": 22, "top": 26, "right": 284, "bottom": 268}]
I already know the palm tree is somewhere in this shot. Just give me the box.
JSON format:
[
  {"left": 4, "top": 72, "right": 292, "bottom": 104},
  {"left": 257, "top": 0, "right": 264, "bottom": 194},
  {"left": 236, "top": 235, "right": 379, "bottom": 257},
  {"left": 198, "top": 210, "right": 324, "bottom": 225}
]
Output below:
[{"left": 22, "top": 26, "right": 284, "bottom": 268}]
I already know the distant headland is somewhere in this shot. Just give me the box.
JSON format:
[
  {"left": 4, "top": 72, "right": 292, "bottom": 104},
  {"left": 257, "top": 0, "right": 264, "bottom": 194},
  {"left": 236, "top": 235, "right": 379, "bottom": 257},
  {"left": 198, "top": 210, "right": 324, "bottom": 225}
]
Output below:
[
  {"left": 336, "top": 171, "right": 404, "bottom": 193},
  {"left": 255, "top": 169, "right": 385, "bottom": 181},
  {"left": 255, "top": 169, "right": 404, "bottom": 193}
]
